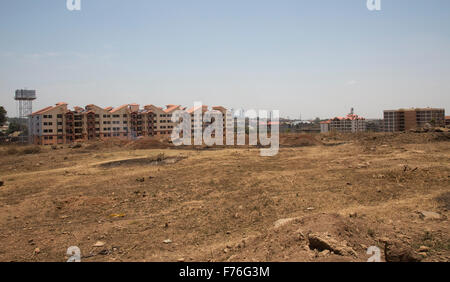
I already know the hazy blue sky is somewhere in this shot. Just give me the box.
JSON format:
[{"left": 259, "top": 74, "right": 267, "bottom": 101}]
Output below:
[{"left": 1, "top": 0, "right": 449, "bottom": 119}]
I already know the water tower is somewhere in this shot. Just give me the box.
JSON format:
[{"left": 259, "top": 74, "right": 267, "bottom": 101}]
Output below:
[{"left": 14, "top": 89, "right": 36, "bottom": 143}]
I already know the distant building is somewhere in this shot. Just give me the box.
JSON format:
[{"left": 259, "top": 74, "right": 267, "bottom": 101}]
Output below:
[
  {"left": 320, "top": 109, "right": 366, "bottom": 133},
  {"left": 320, "top": 120, "right": 330, "bottom": 133},
  {"left": 383, "top": 108, "right": 445, "bottom": 132},
  {"left": 366, "top": 119, "right": 384, "bottom": 132},
  {"left": 29, "top": 103, "right": 232, "bottom": 145}
]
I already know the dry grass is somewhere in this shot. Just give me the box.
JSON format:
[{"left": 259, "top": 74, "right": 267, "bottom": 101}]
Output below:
[{"left": 0, "top": 132, "right": 448, "bottom": 262}]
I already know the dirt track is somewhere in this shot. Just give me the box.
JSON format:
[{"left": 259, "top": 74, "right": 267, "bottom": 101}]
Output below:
[{"left": 0, "top": 132, "right": 449, "bottom": 262}]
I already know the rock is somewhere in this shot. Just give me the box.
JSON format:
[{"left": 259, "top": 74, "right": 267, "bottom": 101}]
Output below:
[
  {"left": 163, "top": 239, "right": 172, "bottom": 244},
  {"left": 319, "top": 250, "right": 330, "bottom": 256},
  {"left": 93, "top": 241, "right": 106, "bottom": 247},
  {"left": 349, "top": 212, "right": 357, "bottom": 218},
  {"left": 384, "top": 241, "right": 421, "bottom": 262},
  {"left": 419, "top": 211, "right": 441, "bottom": 220},
  {"left": 0, "top": 181, "right": 4, "bottom": 187},
  {"left": 177, "top": 258, "right": 185, "bottom": 262},
  {"left": 71, "top": 143, "right": 82, "bottom": 149},
  {"left": 98, "top": 249, "right": 109, "bottom": 255},
  {"left": 34, "top": 248, "right": 40, "bottom": 254},
  {"left": 273, "top": 217, "right": 298, "bottom": 229},
  {"left": 418, "top": 252, "right": 427, "bottom": 258},
  {"left": 308, "top": 232, "right": 356, "bottom": 256},
  {"left": 417, "top": 246, "right": 429, "bottom": 252}
]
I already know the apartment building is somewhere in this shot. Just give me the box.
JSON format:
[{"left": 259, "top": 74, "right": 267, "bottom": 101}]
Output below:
[
  {"left": 320, "top": 110, "right": 366, "bottom": 133},
  {"left": 30, "top": 102, "right": 69, "bottom": 145},
  {"left": 383, "top": 108, "right": 445, "bottom": 132},
  {"left": 186, "top": 105, "right": 233, "bottom": 136},
  {"left": 30, "top": 103, "right": 228, "bottom": 145}
]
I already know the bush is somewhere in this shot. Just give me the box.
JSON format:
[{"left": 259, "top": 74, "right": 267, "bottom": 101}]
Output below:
[
  {"left": 22, "top": 146, "right": 41, "bottom": 154},
  {"left": 6, "top": 147, "right": 19, "bottom": 155}
]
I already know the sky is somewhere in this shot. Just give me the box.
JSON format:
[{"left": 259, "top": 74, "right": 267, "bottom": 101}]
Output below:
[{"left": 0, "top": 0, "right": 449, "bottom": 119}]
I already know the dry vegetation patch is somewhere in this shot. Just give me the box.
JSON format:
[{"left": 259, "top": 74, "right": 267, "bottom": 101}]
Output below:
[{"left": 0, "top": 132, "right": 448, "bottom": 262}]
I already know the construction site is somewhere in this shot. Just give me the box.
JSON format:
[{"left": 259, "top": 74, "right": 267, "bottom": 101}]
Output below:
[{"left": 0, "top": 131, "right": 448, "bottom": 262}]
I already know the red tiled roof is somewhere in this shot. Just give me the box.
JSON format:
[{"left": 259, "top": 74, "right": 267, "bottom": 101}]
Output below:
[
  {"left": 212, "top": 106, "right": 227, "bottom": 111},
  {"left": 187, "top": 105, "right": 208, "bottom": 114},
  {"left": 31, "top": 102, "right": 67, "bottom": 115},
  {"left": 32, "top": 106, "right": 53, "bottom": 115},
  {"left": 331, "top": 114, "right": 365, "bottom": 121},
  {"left": 164, "top": 105, "right": 181, "bottom": 113},
  {"left": 110, "top": 104, "right": 129, "bottom": 113}
]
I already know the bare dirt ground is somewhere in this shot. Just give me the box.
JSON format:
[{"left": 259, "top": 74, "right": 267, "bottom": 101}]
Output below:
[{"left": 0, "top": 132, "right": 449, "bottom": 262}]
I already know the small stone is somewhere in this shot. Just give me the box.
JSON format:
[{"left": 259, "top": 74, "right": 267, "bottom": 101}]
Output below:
[
  {"left": 0, "top": 181, "right": 4, "bottom": 187},
  {"left": 163, "top": 239, "right": 172, "bottom": 244},
  {"left": 177, "top": 258, "right": 185, "bottom": 262},
  {"left": 98, "top": 249, "right": 109, "bottom": 255},
  {"left": 34, "top": 248, "right": 40, "bottom": 254},
  {"left": 418, "top": 246, "right": 429, "bottom": 252},
  {"left": 93, "top": 241, "right": 106, "bottom": 247},
  {"left": 419, "top": 211, "right": 441, "bottom": 220},
  {"left": 418, "top": 252, "right": 427, "bottom": 258},
  {"left": 274, "top": 217, "right": 297, "bottom": 228}
]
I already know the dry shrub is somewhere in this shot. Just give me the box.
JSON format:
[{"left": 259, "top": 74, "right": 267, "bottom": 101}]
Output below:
[
  {"left": 21, "top": 145, "right": 41, "bottom": 154},
  {"left": 2, "top": 145, "right": 41, "bottom": 155},
  {"left": 6, "top": 147, "right": 19, "bottom": 155}
]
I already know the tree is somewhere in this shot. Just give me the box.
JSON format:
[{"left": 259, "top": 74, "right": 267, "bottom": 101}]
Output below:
[
  {"left": 7, "top": 119, "right": 25, "bottom": 134},
  {"left": 0, "top": 106, "right": 6, "bottom": 126}
]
